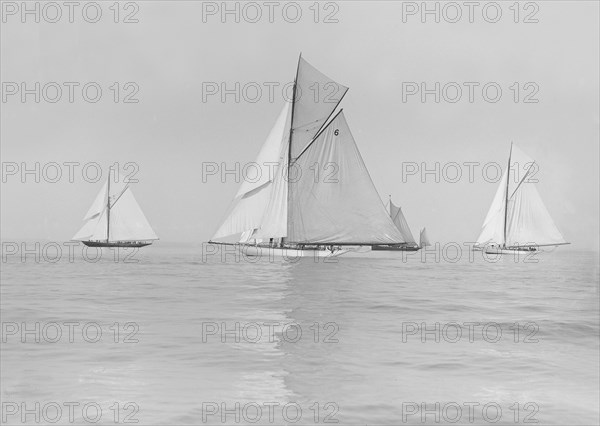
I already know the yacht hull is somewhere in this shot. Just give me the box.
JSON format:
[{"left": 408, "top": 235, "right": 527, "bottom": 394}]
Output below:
[
  {"left": 484, "top": 247, "right": 538, "bottom": 255},
  {"left": 371, "top": 245, "right": 420, "bottom": 252},
  {"left": 238, "top": 244, "right": 348, "bottom": 258},
  {"left": 82, "top": 241, "right": 153, "bottom": 248}
]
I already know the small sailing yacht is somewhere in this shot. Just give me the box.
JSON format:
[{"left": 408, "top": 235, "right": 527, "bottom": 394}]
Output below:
[
  {"left": 475, "top": 143, "right": 568, "bottom": 254},
  {"left": 372, "top": 197, "right": 420, "bottom": 251},
  {"left": 419, "top": 227, "right": 431, "bottom": 248},
  {"left": 209, "top": 55, "right": 405, "bottom": 257},
  {"left": 72, "top": 167, "right": 158, "bottom": 248}
]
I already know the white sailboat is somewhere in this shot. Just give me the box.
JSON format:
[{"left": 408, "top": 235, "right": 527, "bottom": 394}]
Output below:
[
  {"left": 72, "top": 167, "right": 158, "bottom": 248},
  {"left": 209, "top": 55, "right": 405, "bottom": 257},
  {"left": 419, "top": 228, "right": 431, "bottom": 248},
  {"left": 475, "top": 143, "right": 568, "bottom": 254},
  {"left": 372, "top": 197, "right": 420, "bottom": 251}
]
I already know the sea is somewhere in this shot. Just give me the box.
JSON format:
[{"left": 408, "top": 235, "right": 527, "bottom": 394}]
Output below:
[{"left": 1, "top": 243, "right": 599, "bottom": 425}]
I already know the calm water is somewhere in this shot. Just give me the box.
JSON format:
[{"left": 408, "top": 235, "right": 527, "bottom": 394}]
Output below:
[{"left": 1, "top": 244, "right": 599, "bottom": 425}]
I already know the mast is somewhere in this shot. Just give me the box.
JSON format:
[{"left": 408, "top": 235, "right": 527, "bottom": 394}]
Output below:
[
  {"left": 285, "top": 53, "right": 301, "bottom": 244},
  {"left": 106, "top": 167, "right": 111, "bottom": 243},
  {"left": 502, "top": 142, "right": 513, "bottom": 248}
]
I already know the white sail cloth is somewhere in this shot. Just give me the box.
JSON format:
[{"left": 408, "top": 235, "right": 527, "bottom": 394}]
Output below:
[
  {"left": 420, "top": 228, "right": 431, "bottom": 247},
  {"left": 73, "top": 173, "right": 158, "bottom": 242},
  {"left": 290, "top": 57, "right": 348, "bottom": 160},
  {"left": 212, "top": 102, "right": 291, "bottom": 240},
  {"left": 287, "top": 111, "right": 404, "bottom": 244},
  {"left": 212, "top": 57, "right": 402, "bottom": 245},
  {"left": 476, "top": 145, "right": 566, "bottom": 247},
  {"left": 389, "top": 201, "right": 416, "bottom": 244}
]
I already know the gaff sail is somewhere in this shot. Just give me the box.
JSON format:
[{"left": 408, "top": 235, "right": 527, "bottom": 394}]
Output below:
[
  {"left": 476, "top": 144, "right": 567, "bottom": 247},
  {"left": 73, "top": 170, "right": 158, "bottom": 242},
  {"left": 289, "top": 57, "right": 348, "bottom": 161},
  {"left": 212, "top": 55, "right": 403, "bottom": 246}
]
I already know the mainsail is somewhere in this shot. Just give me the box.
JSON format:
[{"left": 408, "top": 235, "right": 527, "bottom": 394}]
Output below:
[
  {"left": 476, "top": 144, "right": 567, "bottom": 247},
  {"left": 388, "top": 200, "right": 417, "bottom": 244},
  {"left": 212, "top": 55, "right": 404, "bottom": 246},
  {"left": 73, "top": 170, "right": 158, "bottom": 242}
]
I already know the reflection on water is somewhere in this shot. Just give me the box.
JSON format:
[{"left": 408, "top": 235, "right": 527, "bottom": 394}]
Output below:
[{"left": 1, "top": 245, "right": 598, "bottom": 424}]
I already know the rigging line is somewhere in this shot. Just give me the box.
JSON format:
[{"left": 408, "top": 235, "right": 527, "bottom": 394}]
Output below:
[
  {"left": 109, "top": 184, "right": 130, "bottom": 209},
  {"left": 293, "top": 109, "right": 344, "bottom": 163},
  {"left": 308, "top": 86, "right": 348, "bottom": 145},
  {"left": 509, "top": 161, "right": 536, "bottom": 200}
]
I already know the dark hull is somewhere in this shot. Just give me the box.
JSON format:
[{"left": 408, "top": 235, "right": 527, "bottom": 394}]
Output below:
[
  {"left": 371, "top": 245, "right": 420, "bottom": 252},
  {"left": 82, "top": 241, "right": 152, "bottom": 248}
]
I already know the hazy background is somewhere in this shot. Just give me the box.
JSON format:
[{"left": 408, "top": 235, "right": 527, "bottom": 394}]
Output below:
[{"left": 2, "top": 1, "right": 598, "bottom": 250}]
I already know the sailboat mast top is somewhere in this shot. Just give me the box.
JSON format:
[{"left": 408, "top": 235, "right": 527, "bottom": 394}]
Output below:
[{"left": 503, "top": 142, "right": 513, "bottom": 248}]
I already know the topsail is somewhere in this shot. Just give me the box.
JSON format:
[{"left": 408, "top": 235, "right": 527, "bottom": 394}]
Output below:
[{"left": 289, "top": 57, "right": 348, "bottom": 160}]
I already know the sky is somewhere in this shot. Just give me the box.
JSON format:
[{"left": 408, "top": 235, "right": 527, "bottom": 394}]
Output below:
[{"left": 1, "top": 1, "right": 599, "bottom": 250}]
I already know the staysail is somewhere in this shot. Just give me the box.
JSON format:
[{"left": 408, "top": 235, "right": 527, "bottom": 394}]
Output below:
[
  {"left": 389, "top": 200, "right": 416, "bottom": 244},
  {"left": 73, "top": 170, "right": 158, "bottom": 242},
  {"left": 212, "top": 101, "right": 291, "bottom": 241},
  {"left": 476, "top": 144, "right": 566, "bottom": 247}
]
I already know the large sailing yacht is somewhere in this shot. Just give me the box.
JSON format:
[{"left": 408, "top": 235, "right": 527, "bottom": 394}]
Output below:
[{"left": 209, "top": 55, "right": 405, "bottom": 257}]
